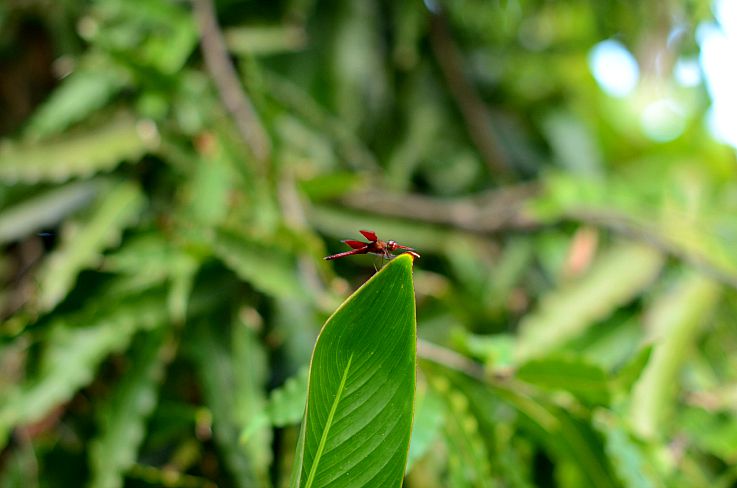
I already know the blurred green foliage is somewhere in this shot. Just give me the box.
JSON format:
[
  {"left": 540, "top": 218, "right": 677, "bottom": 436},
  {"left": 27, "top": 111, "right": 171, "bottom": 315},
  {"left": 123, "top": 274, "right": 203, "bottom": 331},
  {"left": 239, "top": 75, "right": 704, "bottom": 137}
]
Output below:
[{"left": 1, "top": 0, "right": 736, "bottom": 487}]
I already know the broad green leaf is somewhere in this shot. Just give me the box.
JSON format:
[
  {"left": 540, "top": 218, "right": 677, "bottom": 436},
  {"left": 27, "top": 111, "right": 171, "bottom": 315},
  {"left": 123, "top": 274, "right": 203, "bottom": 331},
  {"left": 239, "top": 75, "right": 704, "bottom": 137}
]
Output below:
[
  {"left": 630, "top": 274, "right": 720, "bottom": 439},
  {"left": 89, "top": 329, "right": 170, "bottom": 488},
  {"left": 37, "top": 181, "right": 146, "bottom": 311},
  {"left": 0, "top": 180, "right": 102, "bottom": 244},
  {"left": 0, "top": 289, "right": 168, "bottom": 447},
  {"left": 291, "top": 254, "right": 417, "bottom": 488},
  {"left": 517, "top": 355, "right": 610, "bottom": 406},
  {"left": 516, "top": 242, "right": 663, "bottom": 361},
  {"left": 0, "top": 112, "right": 158, "bottom": 184},
  {"left": 245, "top": 364, "right": 442, "bottom": 471}
]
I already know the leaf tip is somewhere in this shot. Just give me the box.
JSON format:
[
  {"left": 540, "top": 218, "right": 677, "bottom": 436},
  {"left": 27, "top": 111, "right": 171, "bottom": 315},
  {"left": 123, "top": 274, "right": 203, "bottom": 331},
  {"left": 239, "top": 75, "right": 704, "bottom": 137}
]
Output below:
[{"left": 397, "top": 252, "right": 419, "bottom": 265}]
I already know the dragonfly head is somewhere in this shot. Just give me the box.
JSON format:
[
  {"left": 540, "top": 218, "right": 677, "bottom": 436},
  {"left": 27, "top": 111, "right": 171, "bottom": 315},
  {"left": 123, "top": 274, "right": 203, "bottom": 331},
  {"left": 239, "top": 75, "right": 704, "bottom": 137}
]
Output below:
[{"left": 387, "top": 241, "right": 413, "bottom": 252}]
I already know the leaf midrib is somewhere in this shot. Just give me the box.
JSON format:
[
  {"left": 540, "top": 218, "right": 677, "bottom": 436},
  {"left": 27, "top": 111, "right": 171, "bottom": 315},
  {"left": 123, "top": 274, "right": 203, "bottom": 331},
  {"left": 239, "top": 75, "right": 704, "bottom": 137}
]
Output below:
[{"left": 304, "top": 354, "right": 354, "bottom": 488}]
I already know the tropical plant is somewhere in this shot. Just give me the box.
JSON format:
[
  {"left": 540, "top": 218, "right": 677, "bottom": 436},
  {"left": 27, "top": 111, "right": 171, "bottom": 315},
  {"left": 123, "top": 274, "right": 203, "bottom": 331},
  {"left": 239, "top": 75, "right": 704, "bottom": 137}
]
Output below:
[{"left": 1, "top": 0, "right": 736, "bottom": 487}]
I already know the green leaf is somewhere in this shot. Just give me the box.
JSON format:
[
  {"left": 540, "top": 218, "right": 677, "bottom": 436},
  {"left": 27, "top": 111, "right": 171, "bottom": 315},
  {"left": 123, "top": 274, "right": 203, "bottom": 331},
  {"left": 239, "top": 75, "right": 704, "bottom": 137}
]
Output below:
[
  {"left": 89, "top": 329, "right": 170, "bottom": 488},
  {"left": 516, "top": 242, "right": 663, "bottom": 361},
  {"left": 225, "top": 25, "right": 306, "bottom": 55},
  {"left": 517, "top": 355, "right": 611, "bottom": 406},
  {"left": 611, "top": 345, "right": 653, "bottom": 397},
  {"left": 593, "top": 410, "right": 658, "bottom": 488},
  {"left": 263, "top": 70, "right": 379, "bottom": 171},
  {"left": 37, "top": 181, "right": 146, "bottom": 311},
  {"left": 183, "top": 140, "right": 233, "bottom": 226},
  {"left": 332, "top": 1, "right": 386, "bottom": 130},
  {"left": 241, "top": 367, "right": 309, "bottom": 444},
  {"left": 24, "top": 62, "right": 128, "bottom": 139},
  {"left": 100, "top": 0, "right": 198, "bottom": 75},
  {"left": 451, "top": 372, "right": 619, "bottom": 488},
  {"left": 190, "top": 312, "right": 271, "bottom": 487},
  {"left": 0, "top": 436, "right": 38, "bottom": 488},
  {"left": 212, "top": 228, "right": 305, "bottom": 299},
  {"left": 629, "top": 274, "right": 721, "bottom": 439},
  {"left": 0, "top": 112, "right": 158, "bottom": 184},
  {"left": 291, "top": 254, "right": 417, "bottom": 488},
  {"left": 405, "top": 383, "right": 444, "bottom": 473},
  {"left": 679, "top": 407, "right": 737, "bottom": 460},
  {"left": 0, "top": 289, "right": 168, "bottom": 447},
  {"left": 429, "top": 375, "right": 493, "bottom": 488},
  {"left": 0, "top": 180, "right": 102, "bottom": 244}
]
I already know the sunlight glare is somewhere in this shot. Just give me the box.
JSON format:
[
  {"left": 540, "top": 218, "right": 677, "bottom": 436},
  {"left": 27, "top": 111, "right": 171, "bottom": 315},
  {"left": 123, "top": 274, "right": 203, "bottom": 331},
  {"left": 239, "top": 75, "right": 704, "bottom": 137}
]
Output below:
[{"left": 588, "top": 39, "right": 640, "bottom": 97}]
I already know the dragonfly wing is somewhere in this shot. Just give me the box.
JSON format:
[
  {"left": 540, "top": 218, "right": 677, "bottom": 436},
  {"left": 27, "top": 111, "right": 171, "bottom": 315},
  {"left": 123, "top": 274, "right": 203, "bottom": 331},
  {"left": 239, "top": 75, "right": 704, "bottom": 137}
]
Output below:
[
  {"left": 342, "top": 239, "right": 367, "bottom": 249},
  {"left": 359, "top": 230, "right": 378, "bottom": 242}
]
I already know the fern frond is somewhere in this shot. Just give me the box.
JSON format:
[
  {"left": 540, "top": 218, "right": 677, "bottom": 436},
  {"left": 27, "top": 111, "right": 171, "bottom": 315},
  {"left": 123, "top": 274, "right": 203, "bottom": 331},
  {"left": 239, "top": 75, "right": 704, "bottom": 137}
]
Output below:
[
  {"left": 24, "top": 61, "right": 128, "bottom": 139},
  {"left": 37, "top": 181, "right": 146, "bottom": 311},
  {"left": 516, "top": 243, "right": 663, "bottom": 361},
  {"left": 89, "top": 329, "right": 170, "bottom": 488},
  {"left": 0, "top": 288, "right": 168, "bottom": 446},
  {"left": 0, "top": 112, "right": 158, "bottom": 184}
]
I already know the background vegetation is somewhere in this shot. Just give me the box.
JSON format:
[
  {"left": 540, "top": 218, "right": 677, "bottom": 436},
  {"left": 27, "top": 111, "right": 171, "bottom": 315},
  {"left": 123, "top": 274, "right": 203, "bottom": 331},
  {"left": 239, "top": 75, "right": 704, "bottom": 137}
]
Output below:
[{"left": 1, "top": 0, "right": 736, "bottom": 486}]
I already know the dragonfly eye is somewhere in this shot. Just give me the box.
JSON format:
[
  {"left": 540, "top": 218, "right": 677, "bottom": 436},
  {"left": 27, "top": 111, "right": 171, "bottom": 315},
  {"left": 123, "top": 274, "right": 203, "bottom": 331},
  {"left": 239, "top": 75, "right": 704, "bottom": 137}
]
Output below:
[{"left": 387, "top": 240, "right": 397, "bottom": 251}]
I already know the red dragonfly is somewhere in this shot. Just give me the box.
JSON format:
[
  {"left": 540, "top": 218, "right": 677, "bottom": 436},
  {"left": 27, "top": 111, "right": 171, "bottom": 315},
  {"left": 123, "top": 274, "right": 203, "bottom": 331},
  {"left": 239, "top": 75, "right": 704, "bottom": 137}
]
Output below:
[{"left": 323, "top": 230, "right": 419, "bottom": 261}]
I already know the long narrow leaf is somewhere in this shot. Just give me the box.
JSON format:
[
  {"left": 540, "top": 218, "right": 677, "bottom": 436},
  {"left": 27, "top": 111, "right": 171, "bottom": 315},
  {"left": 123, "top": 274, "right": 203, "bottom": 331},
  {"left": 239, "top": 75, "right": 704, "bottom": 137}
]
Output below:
[
  {"left": 24, "top": 64, "right": 127, "bottom": 139},
  {"left": 516, "top": 243, "right": 663, "bottom": 361},
  {"left": 629, "top": 274, "right": 720, "bottom": 439},
  {"left": 0, "top": 180, "right": 102, "bottom": 244},
  {"left": 0, "top": 112, "right": 157, "bottom": 184},
  {"left": 190, "top": 313, "right": 271, "bottom": 487},
  {"left": 89, "top": 329, "right": 170, "bottom": 488},
  {"left": 0, "top": 289, "right": 168, "bottom": 446},
  {"left": 37, "top": 181, "right": 145, "bottom": 311}
]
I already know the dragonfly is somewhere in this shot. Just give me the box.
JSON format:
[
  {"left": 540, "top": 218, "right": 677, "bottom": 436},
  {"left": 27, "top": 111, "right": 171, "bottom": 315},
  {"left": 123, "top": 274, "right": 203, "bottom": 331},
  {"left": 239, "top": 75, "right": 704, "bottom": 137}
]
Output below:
[{"left": 323, "top": 230, "right": 419, "bottom": 261}]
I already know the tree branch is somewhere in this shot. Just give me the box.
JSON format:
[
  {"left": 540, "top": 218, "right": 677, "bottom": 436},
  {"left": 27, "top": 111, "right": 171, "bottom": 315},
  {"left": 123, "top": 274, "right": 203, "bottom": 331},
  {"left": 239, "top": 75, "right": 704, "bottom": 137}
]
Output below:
[
  {"left": 429, "top": 11, "right": 511, "bottom": 177},
  {"left": 340, "top": 188, "right": 737, "bottom": 291},
  {"left": 340, "top": 184, "right": 538, "bottom": 233},
  {"left": 192, "top": 0, "right": 271, "bottom": 163},
  {"left": 566, "top": 209, "right": 737, "bottom": 291}
]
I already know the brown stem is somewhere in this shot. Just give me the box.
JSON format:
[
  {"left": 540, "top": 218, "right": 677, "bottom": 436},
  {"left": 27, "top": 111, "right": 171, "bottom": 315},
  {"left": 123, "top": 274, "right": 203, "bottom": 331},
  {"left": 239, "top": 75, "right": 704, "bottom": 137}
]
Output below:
[
  {"left": 339, "top": 188, "right": 737, "bottom": 291},
  {"left": 428, "top": 11, "right": 511, "bottom": 176},
  {"left": 340, "top": 184, "right": 538, "bottom": 233},
  {"left": 192, "top": 0, "right": 271, "bottom": 163},
  {"left": 418, "top": 339, "right": 487, "bottom": 380}
]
